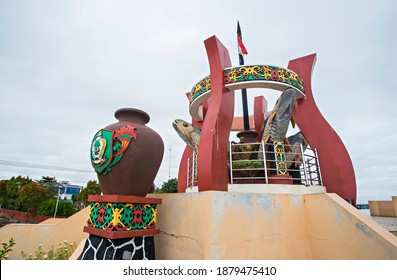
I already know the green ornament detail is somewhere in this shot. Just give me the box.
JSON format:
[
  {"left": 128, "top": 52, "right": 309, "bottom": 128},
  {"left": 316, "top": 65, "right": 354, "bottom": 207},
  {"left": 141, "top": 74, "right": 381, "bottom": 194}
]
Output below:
[
  {"left": 87, "top": 202, "right": 157, "bottom": 231},
  {"left": 90, "top": 125, "right": 137, "bottom": 175}
]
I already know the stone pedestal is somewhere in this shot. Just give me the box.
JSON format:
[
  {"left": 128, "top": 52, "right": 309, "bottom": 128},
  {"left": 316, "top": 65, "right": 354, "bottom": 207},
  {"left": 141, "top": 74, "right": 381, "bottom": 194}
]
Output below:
[
  {"left": 81, "top": 235, "right": 155, "bottom": 260},
  {"left": 81, "top": 194, "right": 161, "bottom": 260}
]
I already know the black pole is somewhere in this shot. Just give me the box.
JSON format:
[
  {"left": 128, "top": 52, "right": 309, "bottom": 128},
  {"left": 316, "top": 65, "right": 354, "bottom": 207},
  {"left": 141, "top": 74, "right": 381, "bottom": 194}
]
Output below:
[{"left": 237, "top": 21, "right": 250, "bottom": 131}]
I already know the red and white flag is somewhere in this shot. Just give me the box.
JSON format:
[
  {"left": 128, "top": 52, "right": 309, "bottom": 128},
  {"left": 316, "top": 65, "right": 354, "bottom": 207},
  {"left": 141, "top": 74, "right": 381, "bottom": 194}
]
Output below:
[
  {"left": 237, "top": 21, "right": 248, "bottom": 56},
  {"left": 238, "top": 33, "right": 248, "bottom": 55}
]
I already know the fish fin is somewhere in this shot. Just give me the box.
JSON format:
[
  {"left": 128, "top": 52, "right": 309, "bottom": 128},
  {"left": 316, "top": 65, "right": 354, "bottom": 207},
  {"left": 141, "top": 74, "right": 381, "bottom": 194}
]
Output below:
[
  {"left": 185, "top": 132, "right": 191, "bottom": 141},
  {"left": 268, "top": 111, "right": 277, "bottom": 123},
  {"left": 290, "top": 115, "right": 296, "bottom": 128},
  {"left": 261, "top": 121, "right": 265, "bottom": 132},
  {"left": 284, "top": 137, "right": 291, "bottom": 152},
  {"left": 264, "top": 134, "right": 271, "bottom": 144}
]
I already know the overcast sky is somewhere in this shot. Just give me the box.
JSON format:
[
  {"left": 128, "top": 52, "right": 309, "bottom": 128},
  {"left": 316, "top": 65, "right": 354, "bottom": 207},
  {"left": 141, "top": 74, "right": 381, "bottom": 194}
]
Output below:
[{"left": 0, "top": 0, "right": 396, "bottom": 203}]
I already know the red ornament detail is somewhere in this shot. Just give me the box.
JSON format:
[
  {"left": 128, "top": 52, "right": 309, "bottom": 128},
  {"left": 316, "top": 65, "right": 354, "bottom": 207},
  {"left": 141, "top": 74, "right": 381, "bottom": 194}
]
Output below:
[
  {"left": 113, "top": 125, "right": 137, "bottom": 157},
  {"left": 132, "top": 208, "right": 144, "bottom": 224},
  {"left": 114, "top": 125, "right": 137, "bottom": 140},
  {"left": 105, "top": 224, "right": 114, "bottom": 231},
  {"left": 87, "top": 219, "right": 94, "bottom": 227},
  {"left": 271, "top": 70, "right": 279, "bottom": 81},
  {"left": 115, "top": 223, "right": 126, "bottom": 231}
]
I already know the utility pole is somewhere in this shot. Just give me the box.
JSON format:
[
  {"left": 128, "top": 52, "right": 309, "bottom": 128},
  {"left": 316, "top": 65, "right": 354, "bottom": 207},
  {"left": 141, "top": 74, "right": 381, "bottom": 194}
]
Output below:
[
  {"left": 237, "top": 21, "right": 250, "bottom": 130},
  {"left": 168, "top": 146, "right": 172, "bottom": 179},
  {"left": 54, "top": 186, "right": 61, "bottom": 218}
]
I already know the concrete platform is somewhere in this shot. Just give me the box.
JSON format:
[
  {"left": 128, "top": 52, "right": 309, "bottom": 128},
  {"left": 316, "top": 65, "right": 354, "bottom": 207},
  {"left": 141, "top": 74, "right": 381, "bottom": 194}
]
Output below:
[
  {"left": 228, "top": 184, "right": 326, "bottom": 194},
  {"left": 371, "top": 216, "right": 397, "bottom": 233},
  {"left": 186, "top": 184, "right": 326, "bottom": 195},
  {"left": 150, "top": 191, "right": 397, "bottom": 259}
]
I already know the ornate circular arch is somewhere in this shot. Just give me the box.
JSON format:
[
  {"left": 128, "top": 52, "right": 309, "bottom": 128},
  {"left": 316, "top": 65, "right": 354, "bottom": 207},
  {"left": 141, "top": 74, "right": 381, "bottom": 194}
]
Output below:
[{"left": 189, "top": 65, "right": 306, "bottom": 121}]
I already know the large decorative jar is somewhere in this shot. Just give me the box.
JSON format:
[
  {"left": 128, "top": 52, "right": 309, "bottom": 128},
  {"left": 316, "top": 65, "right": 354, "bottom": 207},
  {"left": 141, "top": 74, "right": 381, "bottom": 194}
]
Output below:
[
  {"left": 90, "top": 108, "right": 164, "bottom": 196},
  {"left": 82, "top": 108, "right": 164, "bottom": 260}
]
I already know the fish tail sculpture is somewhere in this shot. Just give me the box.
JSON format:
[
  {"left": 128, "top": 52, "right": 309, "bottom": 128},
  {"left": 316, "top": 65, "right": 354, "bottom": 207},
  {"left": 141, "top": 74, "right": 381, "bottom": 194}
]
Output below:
[
  {"left": 173, "top": 119, "right": 201, "bottom": 182},
  {"left": 285, "top": 131, "right": 308, "bottom": 184},
  {"left": 262, "top": 88, "right": 308, "bottom": 176},
  {"left": 172, "top": 119, "right": 201, "bottom": 152},
  {"left": 262, "top": 88, "right": 297, "bottom": 146},
  {"left": 286, "top": 131, "right": 308, "bottom": 168}
]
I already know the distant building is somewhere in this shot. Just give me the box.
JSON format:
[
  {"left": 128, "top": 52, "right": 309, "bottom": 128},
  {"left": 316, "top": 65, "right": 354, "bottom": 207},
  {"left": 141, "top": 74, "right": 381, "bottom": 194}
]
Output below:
[{"left": 59, "top": 181, "right": 83, "bottom": 203}]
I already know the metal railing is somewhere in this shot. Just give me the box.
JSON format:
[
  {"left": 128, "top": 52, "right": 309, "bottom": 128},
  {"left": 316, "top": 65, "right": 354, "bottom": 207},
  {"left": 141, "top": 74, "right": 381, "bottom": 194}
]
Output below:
[
  {"left": 229, "top": 141, "right": 323, "bottom": 186},
  {"left": 229, "top": 142, "right": 268, "bottom": 184},
  {"left": 186, "top": 151, "right": 197, "bottom": 189},
  {"left": 185, "top": 141, "right": 323, "bottom": 189}
]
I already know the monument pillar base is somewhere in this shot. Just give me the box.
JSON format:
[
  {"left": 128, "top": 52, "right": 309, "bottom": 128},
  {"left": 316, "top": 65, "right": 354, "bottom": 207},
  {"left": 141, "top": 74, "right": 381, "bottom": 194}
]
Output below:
[
  {"left": 81, "top": 194, "right": 161, "bottom": 260},
  {"left": 81, "top": 235, "right": 155, "bottom": 260}
]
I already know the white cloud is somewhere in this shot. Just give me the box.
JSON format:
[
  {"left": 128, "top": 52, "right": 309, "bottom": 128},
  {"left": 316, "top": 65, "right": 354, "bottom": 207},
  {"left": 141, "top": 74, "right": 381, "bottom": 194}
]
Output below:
[{"left": 1, "top": 0, "right": 396, "bottom": 203}]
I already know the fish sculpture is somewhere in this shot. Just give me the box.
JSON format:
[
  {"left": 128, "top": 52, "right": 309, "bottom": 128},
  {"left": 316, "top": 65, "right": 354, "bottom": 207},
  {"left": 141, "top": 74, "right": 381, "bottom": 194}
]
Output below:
[
  {"left": 262, "top": 88, "right": 297, "bottom": 145},
  {"left": 286, "top": 131, "right": 308, "bottom": 168},
  {"left": 261, "top": 88, "right": 310, "bottom": 177},
  {"left": 172, "top": 119, "right": 201, "bottom": 151},
  {"left": 286, "top": 131, "right": 308, "bottom": 184}
]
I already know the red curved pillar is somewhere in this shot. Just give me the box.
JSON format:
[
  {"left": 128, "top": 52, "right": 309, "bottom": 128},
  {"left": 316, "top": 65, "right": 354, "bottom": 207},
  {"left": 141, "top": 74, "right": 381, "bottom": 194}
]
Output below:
[
  {"left": 177, "top": 94, "right": 206, "bottom": 193},
  {"left": 288, "top": 54, "right": 357, "bottom": 204},
  {"left": 254, "top": 96, "right": 268, "bottom": 141},
  {"left": 197, "top": 36, "right": 235, "bottom": 191}
]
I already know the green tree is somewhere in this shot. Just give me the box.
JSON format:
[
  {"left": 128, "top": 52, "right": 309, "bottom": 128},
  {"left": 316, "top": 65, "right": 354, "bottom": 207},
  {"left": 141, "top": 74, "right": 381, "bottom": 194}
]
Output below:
[
  {"left": 159, "top": 178, "right": 178, "bottom": 193},
  {"left": 0, "top": 180, "right": 7, "bottom": 208},
  {"left": 17, "top": 182, "right": 49, "bottom": 214},
  {"left": 75, "top": 180, "right": 101, "bottom": 207},
  {"left": 36, "top": 176, "right": 60, "bottom": 198},
  {"left": 38, "top": 199, "right": 77, "bottom": 217},
  {"left": 2, "top": 176, "right": 34, "bottom": 210}
]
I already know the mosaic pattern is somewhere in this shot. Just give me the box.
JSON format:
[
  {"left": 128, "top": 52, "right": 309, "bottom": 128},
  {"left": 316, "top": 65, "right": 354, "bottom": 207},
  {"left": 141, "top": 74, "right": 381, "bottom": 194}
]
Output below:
[
  {"left": 189, "top": 65, "right": 304, "bottom": 104},
  {"left": 81, "top": 235, "right": 155, "bottom": 260},
  {"left": 274, "top": 141, "right": 287, "bottom": 175},
  {"left": 87, "top": 202, "right": 157, "bottom": 231},
  {"left": 190, "top": 76, "right": 211, "bottom": 104}
]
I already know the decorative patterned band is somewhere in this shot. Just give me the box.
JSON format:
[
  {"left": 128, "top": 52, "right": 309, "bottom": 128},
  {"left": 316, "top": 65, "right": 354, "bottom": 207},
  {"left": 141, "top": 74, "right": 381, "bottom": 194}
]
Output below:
[
  {"left": 274, "top": 141, "right": 287, "bottom": 175},
  {"left": 189, "top": 65, "right": 305, "bottom": 121},
  {"left": 87, "top": 201, "right": 158, "bottom": 231},
  {"left": 83, "top": 226, "right": 160, "bottom": 239}
]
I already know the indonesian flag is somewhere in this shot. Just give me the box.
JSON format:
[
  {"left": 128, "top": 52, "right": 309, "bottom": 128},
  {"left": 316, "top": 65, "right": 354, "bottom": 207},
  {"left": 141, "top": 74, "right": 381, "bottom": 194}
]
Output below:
[
  {"left": 237, "top": 21, "right": 248, "bottom": 55},
  {"left": 238, "top": 34, "right": 248, "bottom": 55}
]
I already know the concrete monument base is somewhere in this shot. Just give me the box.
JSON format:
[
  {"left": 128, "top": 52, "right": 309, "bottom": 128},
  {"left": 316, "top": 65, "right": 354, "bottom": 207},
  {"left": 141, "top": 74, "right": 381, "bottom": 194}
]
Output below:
[{"left": 149, "top": 189, "right": 397, "bottom": 259}]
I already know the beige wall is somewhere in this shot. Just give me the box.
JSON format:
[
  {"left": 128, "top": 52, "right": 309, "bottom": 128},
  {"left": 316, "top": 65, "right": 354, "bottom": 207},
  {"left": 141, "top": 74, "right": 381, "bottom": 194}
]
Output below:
[
  {"left": 393, "top": 197, "right": 397, "bottom": 217},
  {"left": 0, "top": 207, "right": 89, "bottom": 260},
  {"left": 2, "top": 191, "right": 397, "bottom": 260},
  {"left": 150, "top": 191, "right": 397, "bottom": 260},
  {"left": 369, "top": 200, "right": 396, "bottom": 217},
  {"left": 306, "top": 194, "right": 397, "bottom": 259}
]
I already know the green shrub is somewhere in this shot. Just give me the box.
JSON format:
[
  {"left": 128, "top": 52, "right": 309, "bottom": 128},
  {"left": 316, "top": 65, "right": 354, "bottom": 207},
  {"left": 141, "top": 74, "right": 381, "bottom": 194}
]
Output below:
[
  {"left": 232, "top": 160, "right": 264, "bottom": 170},
  {"left": 21, "top": 241, "right": 76, "bottom": 260},
  {"left": 0, "top": 238, "right": 16, "bottom": 260},
  {"left": 38, "top": 199, "right": 77, "bottom": 217}
]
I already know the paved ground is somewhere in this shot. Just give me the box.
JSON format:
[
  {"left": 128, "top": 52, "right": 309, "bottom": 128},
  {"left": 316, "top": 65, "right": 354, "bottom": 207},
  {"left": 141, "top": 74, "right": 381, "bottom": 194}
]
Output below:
[{"left": 371, "top": 216, "right": 397, "bottom": 234}]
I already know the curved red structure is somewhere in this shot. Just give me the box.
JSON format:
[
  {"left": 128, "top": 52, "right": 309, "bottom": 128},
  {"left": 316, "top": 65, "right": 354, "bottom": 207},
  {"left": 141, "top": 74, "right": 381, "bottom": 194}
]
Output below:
[
  {"left": 177, "top": 94, "right": 206, "bottom": 193},
  {"left": 177, "top": 37, "right": 356, "bottom": 205},
  {"left": 197, "top": 36, "right": 235, "bottom": 191},
  {"left": 288, "top": 54, "right": 357, "bottom": 204},
  {"left": 254, "top": 96, "right": 268, "bottom": 141}
]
